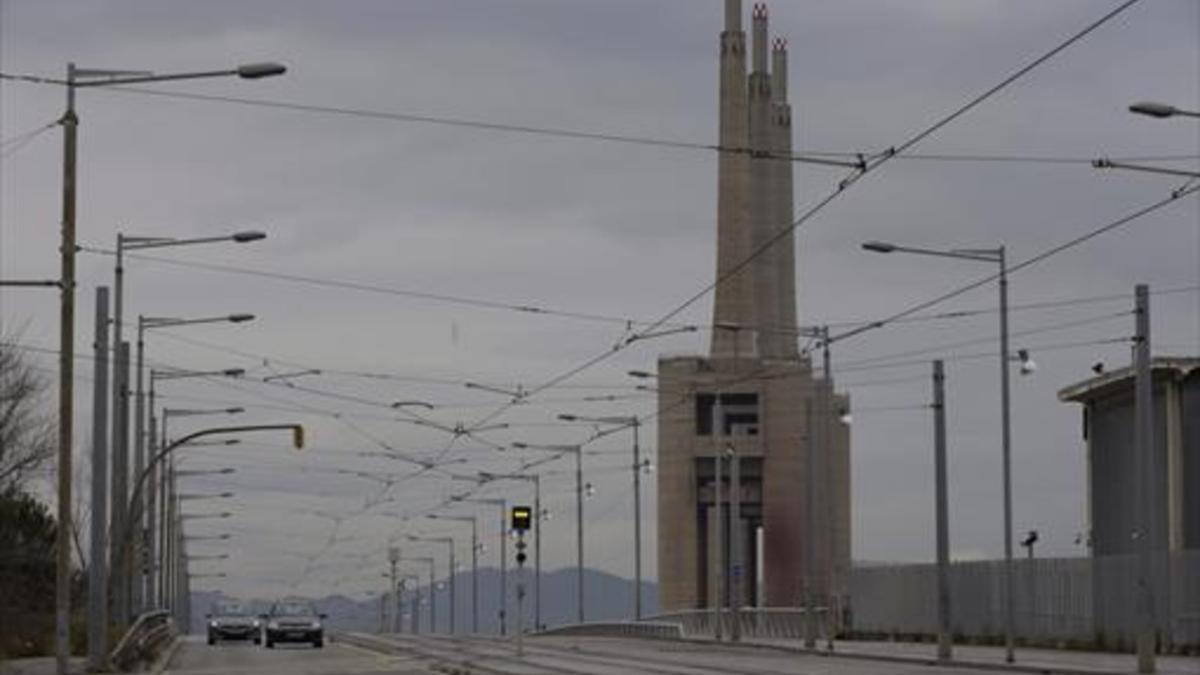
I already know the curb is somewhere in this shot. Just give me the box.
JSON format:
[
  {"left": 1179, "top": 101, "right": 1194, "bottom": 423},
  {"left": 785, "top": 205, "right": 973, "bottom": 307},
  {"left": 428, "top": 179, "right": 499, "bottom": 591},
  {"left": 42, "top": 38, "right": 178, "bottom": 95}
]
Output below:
[{"left": 660, "top": 637, "right": 1141, "bottom": 675}]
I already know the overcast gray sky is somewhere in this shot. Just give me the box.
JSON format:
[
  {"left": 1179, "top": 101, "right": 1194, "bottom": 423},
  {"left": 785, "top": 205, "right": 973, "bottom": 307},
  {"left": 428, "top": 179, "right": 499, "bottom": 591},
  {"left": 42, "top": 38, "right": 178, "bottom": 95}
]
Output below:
[{"left": 1, "top": 0, "right": 1197, "bottom": 601}]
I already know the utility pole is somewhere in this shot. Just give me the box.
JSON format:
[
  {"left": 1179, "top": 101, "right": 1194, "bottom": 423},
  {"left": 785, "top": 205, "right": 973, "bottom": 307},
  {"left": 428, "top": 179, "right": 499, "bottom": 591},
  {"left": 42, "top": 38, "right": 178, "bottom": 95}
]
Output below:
[
  {"left": 632, "top": 419, "right": 643, "bottom": 621},
  {"left": 713, "top": 446, "right": 724, "bottom": 640},
  {"left": 820, "top": 325, "right": 834, "bottom": 649},
  {"left": 87, "top": 287, "right": 110, "bottom": 670},
  {"left": 1134, "top": 284, "right": 1156, "bottom": 674},
  {"left": 933, "top": 360, "right": 952, "bottom": 661},
  {"left": 388, "top": 548, "right": 400, "bottom": 633},
  {"left": 803, "top": 397, "right": 817, "bottom": 649},
  {"left": 113, "top": 341, "right": 132, "bottom": 624},
  {"left": 55, "top": 63, "right": 79, "bottom": 675},
  {"left": 711, "top": 392, "right": 724, "bottom": 640},
  {"left": 729, "top": 442, "right": 741, "bottom": 642}
]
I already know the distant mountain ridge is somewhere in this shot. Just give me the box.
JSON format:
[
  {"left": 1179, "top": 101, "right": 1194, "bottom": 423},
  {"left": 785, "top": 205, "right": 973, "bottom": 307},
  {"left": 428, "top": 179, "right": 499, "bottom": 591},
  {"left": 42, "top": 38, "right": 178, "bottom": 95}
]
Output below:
[{"left": 191, "top": 567, "right": 658, "bottom": 634}]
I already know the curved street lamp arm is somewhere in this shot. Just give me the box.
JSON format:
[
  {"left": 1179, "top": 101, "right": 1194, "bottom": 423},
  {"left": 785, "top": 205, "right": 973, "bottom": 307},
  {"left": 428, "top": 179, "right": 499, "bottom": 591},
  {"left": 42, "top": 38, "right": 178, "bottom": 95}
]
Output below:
[{"left": 123, "top": 424, "right": 303, "bottom": 552}]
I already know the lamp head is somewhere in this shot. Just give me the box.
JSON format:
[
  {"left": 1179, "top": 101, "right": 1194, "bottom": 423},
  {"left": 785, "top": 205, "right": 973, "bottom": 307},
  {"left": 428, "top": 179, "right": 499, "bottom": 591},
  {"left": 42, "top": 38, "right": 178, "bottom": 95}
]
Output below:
[
  {"left": 862, "top": 241, "right": 898, "bottom": 254},
  {"left": 228, "top": 314, "right": 255, "bottom": 323},
  {"left": 225, "top": 407, "right": 245, "bottom": 415},
  {"left": 1128, "top": 101, "right": 1176, "bottom": 118},
  {"left": 557, "top": 414, "right": 578, "bottom": 422},
  {"left": 1017, "top": 349, "right": 1037, "bottom": 376},
  {"left": 236, "top": 62, "right": 287, "bottom": 79},
  {"left": 223, "top": 368, "right": 246, "bottom": 378},
  {"left": 231, "top": 230, "right": 267, "bottom": 243}
]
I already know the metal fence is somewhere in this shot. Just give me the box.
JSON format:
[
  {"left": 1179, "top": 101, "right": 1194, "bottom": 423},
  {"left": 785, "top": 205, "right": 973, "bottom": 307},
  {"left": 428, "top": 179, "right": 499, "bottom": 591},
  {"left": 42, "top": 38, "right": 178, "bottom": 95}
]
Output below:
[
  {"left": 644, "top": 607, "right": 830, "bottom": 641},
  {"left": 848, "top": 550, "right": 1200, "bottom": 649}
]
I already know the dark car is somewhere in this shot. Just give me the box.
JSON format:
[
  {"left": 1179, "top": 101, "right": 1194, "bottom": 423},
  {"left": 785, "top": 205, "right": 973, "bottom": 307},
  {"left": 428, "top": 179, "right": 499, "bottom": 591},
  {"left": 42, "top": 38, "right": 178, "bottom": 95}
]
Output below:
[
  {"left": 206, "top": 601, "right": 261, "bottom": 645},
  {"left": 260, "top": 601, "right": 325, "bottom": 648}
]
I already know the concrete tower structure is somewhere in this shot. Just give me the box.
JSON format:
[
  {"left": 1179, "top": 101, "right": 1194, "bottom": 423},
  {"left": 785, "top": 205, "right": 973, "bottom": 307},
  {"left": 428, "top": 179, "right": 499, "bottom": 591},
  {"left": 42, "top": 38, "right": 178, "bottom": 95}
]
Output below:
[{"left": 655, "top": 0, "right": 851, "bottom": 617}]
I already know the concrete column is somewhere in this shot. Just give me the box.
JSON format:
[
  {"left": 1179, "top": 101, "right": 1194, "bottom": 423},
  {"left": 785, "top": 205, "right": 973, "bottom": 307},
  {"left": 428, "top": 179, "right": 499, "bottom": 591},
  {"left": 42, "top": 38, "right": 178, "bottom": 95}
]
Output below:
[
  {"left": 771, "top": 38, "right": 798, "bottom": 358},
  {"left": 711, "top": 0, "right": 754, "bottom": 358}
]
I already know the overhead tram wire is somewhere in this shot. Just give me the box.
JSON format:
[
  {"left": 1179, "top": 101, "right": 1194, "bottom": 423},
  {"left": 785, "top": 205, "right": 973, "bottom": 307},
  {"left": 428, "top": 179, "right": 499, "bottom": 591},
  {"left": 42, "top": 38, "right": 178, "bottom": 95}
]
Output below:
[
  {"left": 830, "top": 181, "right": 1200, "bottom": 349},
  {"left": 77, "top": 245, "right": 1200, "bottom": 341},
  {"left": 460, "top": 0, "right": 1150, "bottom": 433},
  {"left": 5, "top": 73, "right": 1190, "bottom": 169}
]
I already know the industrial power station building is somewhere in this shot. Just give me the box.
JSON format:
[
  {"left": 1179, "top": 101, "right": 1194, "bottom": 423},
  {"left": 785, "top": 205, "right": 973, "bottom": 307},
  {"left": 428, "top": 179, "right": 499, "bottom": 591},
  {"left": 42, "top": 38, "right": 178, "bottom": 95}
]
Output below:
[{"left": 655, "top": 1, "right": 851, "bottom": 615}]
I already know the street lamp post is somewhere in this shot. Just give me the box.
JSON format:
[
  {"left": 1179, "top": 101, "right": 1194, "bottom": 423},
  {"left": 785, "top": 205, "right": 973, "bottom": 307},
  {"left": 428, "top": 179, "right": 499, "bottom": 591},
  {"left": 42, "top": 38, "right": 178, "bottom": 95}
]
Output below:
[
  {"left": 513, "top": 442, "right": 585, "bottom": 624},
  {"left": 398, "top": 557, "right": 436, "bottom": 633},
  {"left": 558, "top": 413, "right": 645, "bottom": 620},
  {"left": 453, "top": 496, "right": 509, "bottom": 634},
  {"left": 154, "top": 401, "right": 243, "bottom": 616},
  {"left": 409, "top": 536, "right": 456, "bottom": 634},
  {"left": 133, "top": 314, "right": 253, "bottom": 612},
  {"left": 477, "top": 472, "right": 543, "bottom": 631},
  {"left": 114, "top": 232, "right": 264, "bottom": 613},
  {"left": 429, "top": 515, "right": 479, "bottom": 633},
  {"left": 121, "top": 423, "right": 304, "bottom": 607},
  {"left": 862, "top": 240, "right": 1016, "bottom": 662},
  {"left": 45, "top": 63, "right": 280, "bottom": 668}
]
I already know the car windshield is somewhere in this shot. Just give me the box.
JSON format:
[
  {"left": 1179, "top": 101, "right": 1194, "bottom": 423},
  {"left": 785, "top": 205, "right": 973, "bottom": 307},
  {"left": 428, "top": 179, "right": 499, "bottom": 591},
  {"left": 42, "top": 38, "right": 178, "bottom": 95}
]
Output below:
[
  {"left": 274, "top": 603, "right": 315, "bottom": 617},
  {"left": 214, "top": 603, "right": 247, "bottom": 616}
]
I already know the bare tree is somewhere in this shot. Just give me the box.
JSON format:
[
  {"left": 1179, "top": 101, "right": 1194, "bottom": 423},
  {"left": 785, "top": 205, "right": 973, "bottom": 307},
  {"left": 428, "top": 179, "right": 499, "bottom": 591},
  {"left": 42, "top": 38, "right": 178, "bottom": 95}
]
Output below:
[{"left": 0, "top": 334, "right": 54, "bottom": 493}]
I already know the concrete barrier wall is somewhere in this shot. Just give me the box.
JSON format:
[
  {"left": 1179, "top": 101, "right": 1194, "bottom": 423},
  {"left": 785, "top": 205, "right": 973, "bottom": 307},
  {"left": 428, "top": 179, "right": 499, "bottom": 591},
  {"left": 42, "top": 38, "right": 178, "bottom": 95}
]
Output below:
[{"left": 849, "top": 551, "right": 1199, "bottom": 649}]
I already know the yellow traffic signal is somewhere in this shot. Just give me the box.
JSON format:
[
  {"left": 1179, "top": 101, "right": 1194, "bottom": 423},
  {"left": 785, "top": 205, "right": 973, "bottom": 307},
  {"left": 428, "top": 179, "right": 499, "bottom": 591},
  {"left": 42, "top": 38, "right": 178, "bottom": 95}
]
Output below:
[{"left": 511, "top": 506, "right": 532, "bottom": 532}]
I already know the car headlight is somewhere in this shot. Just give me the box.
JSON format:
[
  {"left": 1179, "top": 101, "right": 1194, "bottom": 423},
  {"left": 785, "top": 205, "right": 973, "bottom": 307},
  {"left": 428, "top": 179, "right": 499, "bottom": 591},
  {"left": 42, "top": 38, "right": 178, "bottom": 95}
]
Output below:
[
  {"left": 311, "top": 620, "right": 322, "bottom": 630},
  {"left": 267, "top": 621, "right": 280, "bottom": 630},
  {"left": 252, "top": 620, "right": 261, "bottom": 628},
  {"left": 209, "top": 621, "right": 217, "bottom": 628}
]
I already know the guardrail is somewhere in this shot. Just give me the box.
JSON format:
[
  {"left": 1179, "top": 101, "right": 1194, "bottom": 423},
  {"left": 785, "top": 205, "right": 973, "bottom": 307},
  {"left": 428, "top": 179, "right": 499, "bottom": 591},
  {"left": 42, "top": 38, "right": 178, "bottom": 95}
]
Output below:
[
  {"left": 538, "top": 621, "right": 684, "bottom": 640},
  {"left": 109, "top": 609, "right": 176, "bottom": 672},
  {"left": 644, "top": 607, "right": 831, "bottom": 640}
]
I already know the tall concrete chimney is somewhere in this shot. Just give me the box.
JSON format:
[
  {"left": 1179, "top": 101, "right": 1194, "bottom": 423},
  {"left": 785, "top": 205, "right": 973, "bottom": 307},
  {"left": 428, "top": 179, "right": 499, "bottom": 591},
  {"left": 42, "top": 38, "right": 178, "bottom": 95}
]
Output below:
[
  {"left": 711, "top": 0, "right": 755, "bottom": 358},
  {"left": 771, "top": 37, "right": 798, "bottom": 358},
  {"left": 747, "top": 2, "right": 781, "bottom": 358}
]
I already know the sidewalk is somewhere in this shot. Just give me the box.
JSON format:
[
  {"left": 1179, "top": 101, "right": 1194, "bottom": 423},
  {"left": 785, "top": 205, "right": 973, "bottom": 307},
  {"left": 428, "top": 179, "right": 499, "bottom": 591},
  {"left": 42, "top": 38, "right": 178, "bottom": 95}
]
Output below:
[
  {"left": 0, "top": 657, "right": 86, "bottom": 675},
  {"left": 738, "top": 638, "right": 1200, "bottom": 675}
]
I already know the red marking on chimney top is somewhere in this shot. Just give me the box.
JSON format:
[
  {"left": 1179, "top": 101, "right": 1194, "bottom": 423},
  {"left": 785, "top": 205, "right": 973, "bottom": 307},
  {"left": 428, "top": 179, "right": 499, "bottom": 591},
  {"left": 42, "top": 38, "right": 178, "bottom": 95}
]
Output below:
[
  {"left": 753, "top": 3, "right": 768, "bottom": 19},
  {"left": 773, "top": 37, "right": 788, "bottom": 51}
]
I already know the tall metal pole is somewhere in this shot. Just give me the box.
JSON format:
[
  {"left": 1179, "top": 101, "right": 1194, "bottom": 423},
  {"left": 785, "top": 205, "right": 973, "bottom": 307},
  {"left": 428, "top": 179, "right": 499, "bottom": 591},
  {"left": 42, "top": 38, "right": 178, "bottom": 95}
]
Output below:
[
  {"left": 389, "top": 552, "right": 399, "bottom": 633},
  {"left": 87, "top": 287, "right": 110, "bottom": 670},
  {"left": 429, "top": 561, "right": 436, "bottom": 634},
  {"left": 145, "top": 410, "right": 158, "bottom": 609},
  {"left": 729, "top": 442, "right": 741, "bottom": 642},
  {"left": 713, "top": 439, "right": 723, "bottom": 640},
  {"left": 632, "top": 420, "right": 643, "bottom": 620},
  {"left": 803, "top": 397, "right": 817, "bottom": 649},
  {"left": 114, "top": 341, "right": 132, "bottom": 624},
  {"left": 533, "top": 476, "right": 541, "bottom": 631},
  {"left": 133, "top": 322, "right": 147, "bottom": 613},
  {"left": 933, "top": 360, "right": 952, "bottom": 661},
  {"left": 1134, "top": 284, "right": 1156, "bottom": 674},
  {"left": 998, "top": 247, "right": 1016, "bottom": 664},
  {"left": 110, "top": 237, "right": 129, "bottom": 630},
  {"left": 500, "top": 501, "right": 508, "bottom": 635},
  {"left": 55, "top": 62, "right": 79, "bottom": 675},
  {"left": 471, "top": 518, "right": 479, "bottom": 634},
  {"left": 821, "top": 326, "right": 834, "bottom": 649},
  {"left": 712, "top": 393, "right": 724, "bottom": 640},
  {"left": 576, "top": 449, "right": 585, "bottom": 624},
  {"left": 449, "top": 544, "right": 456, "bottom": 635}
]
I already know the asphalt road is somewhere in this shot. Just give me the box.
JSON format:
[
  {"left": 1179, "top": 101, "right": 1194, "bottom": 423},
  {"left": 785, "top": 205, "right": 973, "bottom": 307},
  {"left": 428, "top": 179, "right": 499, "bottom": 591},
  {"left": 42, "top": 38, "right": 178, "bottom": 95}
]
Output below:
[
  {"left": 163, "top": 636, "right": 435, "bottom": 675},
  {"left": 166, "top": 632, "right": 1189, "bottom": 675}
]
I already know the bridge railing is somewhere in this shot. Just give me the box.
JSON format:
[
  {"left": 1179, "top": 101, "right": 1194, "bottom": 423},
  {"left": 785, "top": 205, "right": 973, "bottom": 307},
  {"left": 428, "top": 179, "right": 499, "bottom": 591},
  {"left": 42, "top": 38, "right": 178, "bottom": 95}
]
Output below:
[
  {"left": 643, "top": 607, "right": 830, "bottom": 641},
  {"left": 109, "top": 609, "right": 175, "bottom": 672}
]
